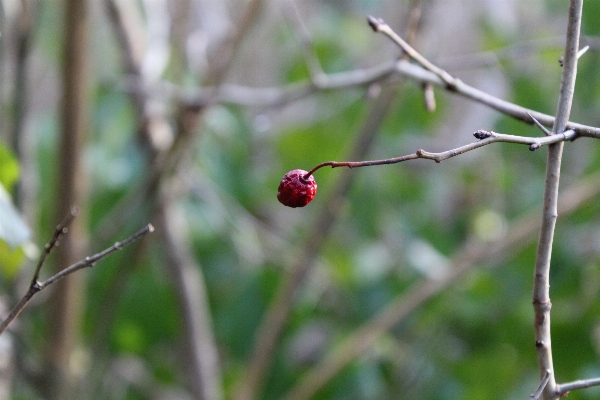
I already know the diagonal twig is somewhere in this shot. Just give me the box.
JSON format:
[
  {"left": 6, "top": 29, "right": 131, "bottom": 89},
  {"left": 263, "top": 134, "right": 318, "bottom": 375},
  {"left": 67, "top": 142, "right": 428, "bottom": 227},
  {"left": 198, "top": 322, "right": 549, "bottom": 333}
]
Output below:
[
  {"left": 303, "top": 128, "right": 576, "bottom": 178},
  {"left": 531, "top": 370, "right": 552, "bottom": 400},
  {"left": 367, "top": 15, "right": 457, "bottom": 88},
  {"left": 0, "top": 218, "right": 153, "bottom": 336}
]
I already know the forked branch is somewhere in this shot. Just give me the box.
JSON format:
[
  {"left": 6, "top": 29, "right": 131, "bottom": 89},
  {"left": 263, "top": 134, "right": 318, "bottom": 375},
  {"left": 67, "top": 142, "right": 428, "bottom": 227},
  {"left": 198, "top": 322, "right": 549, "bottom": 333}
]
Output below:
[
  {"left": 531, "top": 0, "right": 582, "bottom": 398},
  {"left": 0, "top": 210, "right": 154, "bottom": 336}
]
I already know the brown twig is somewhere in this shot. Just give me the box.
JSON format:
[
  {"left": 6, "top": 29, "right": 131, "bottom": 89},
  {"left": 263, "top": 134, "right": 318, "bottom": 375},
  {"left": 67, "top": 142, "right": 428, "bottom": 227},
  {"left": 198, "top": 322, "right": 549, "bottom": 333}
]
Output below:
[
  {"left": 0, "top": 221, "right": 154, "bottom": 337},
  {"left": 302, "top": 128, "right": 576, "bottom": 178}
]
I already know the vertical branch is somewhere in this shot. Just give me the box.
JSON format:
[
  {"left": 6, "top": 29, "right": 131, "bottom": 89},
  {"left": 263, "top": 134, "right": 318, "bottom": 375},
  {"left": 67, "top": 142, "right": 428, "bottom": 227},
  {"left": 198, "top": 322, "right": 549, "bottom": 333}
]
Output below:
[
  {"left": 159, "top": 194, "right": 223, "bottom": 400},
  {"left": 46, "top": 0, "right": 90, "bottom": 398},
  {"left": 202, "top": 0, "right": 265, "bottom": 86},
  {"left": 10, "top": 0, "right": 38, "bottom": 208},
  {"left": 532, "top": 1, "right": 582, "bottom": 399}
]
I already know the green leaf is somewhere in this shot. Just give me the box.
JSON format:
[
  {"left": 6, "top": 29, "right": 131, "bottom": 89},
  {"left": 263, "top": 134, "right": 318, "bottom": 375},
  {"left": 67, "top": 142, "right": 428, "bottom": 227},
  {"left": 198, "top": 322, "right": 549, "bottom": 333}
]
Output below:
[
  {"left": 0, "top": 240, "right": 25, "bottom": 279},
  {"left": 0, "top": 141, "right": 19, "bottom": 192}
]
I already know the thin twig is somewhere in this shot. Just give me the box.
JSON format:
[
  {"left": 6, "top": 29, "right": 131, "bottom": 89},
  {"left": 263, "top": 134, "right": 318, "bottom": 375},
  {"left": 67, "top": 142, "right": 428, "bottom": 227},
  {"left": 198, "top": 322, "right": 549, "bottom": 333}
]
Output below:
[
  {"left": 283, "top": 1, "right": 326, "bottom": 84},
  {"left": 30, "top": 206, "right": 78, "bottom": 285},
  {"left": 532, "top": 1, "right": 582, "bottom": 399},
  {"left": 303, "top": 128, "right": 576, "bottom": 178},
  {"left": 557, "top": 377, "right": 600, "bottom": 395},
  {"left": 0, "top": 223, "right": 154, "bottom": 336},
  {"left": 142, "top": 58, "right": 600, "bottom": 138},
  {"left": 527, "top": 112, "right": 552, "bottom": 136},
  {"left": 531, "top": 371, "right": 552, "bottom": 400},
  {"left": 367, "top": 16, "right": 457, "bottom": 87},
  {"left": 577, "top": 45, "right": 589, "bottom": 59}
]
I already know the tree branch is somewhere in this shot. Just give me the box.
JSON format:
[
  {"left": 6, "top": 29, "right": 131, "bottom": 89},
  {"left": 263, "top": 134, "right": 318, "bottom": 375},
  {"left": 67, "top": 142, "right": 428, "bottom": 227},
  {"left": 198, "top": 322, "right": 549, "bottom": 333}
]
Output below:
[
  {"left": 531, "top": 370, "right": 552, "bottom": 400},
  {"left": 532, "top": 1, "right": 582, "bottom": 399},
  {"left": 303, "top": 128, "right": 576, "bottom": 178},
  {"left": 133, "top": 53, "right": 600, "bottom": 139},
  {"left": 557, "top": 377, "right": 600, "bottom": 396},
  {"left": 159, "top": 188, "right": 223, "bottom": 400},
  {"left": 367, "top": 16, "right": 456, "bottom": 88},
  {"left": 0, "top": 220, "right": 154, "bottom": 336}
]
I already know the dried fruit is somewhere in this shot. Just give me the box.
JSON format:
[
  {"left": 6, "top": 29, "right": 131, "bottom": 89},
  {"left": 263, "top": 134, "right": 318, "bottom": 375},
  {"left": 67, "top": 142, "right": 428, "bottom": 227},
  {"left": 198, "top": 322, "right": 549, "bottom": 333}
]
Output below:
[{"left": 277, "top": 169, "right": 317, "bottom": 208}]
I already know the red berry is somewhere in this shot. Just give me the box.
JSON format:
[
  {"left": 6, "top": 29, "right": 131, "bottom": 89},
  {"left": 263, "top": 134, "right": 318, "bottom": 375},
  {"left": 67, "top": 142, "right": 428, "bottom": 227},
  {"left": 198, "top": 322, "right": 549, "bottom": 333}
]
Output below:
[{"left": 277, "top": 169, "right": 317, "bottom": 208}]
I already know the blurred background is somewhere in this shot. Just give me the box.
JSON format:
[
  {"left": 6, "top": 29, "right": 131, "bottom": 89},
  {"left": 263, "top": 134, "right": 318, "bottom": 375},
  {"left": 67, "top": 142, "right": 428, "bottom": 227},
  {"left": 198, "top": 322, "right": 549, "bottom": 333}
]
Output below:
[{"left": 1, "top": 0, "right": 600, "bottom": 399}]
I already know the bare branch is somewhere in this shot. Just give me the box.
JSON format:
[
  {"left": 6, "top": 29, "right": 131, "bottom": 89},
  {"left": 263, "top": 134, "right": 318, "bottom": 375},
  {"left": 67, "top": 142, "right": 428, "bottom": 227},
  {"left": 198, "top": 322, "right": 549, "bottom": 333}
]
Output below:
[
  {"left": 527, "top": 112, "right": 552, "bottom": 137},
  {"left": 392, "top": 59, "right": 600, "bottom": 138},
  {"left": 577, "top": 45, "right": 589, "bottom": 59},
  {"left": 0, "top": 223, "right": 154, "bottom": 336},
  {"left": 367, "top": 16, "right": 457, "bottom": 87},
  {"left": 531, "top": 371, "right": 552, "bottom": 400},
  {"left": 283, "top": 1, "right": 326, "bottom": 84},
  {"left": 303, "top": 128, "right": 576, "bottom": 178},
  {"left": 159, "top": 193, "right": 223, "bottom": 400},
  {"left": 133, "top": 57, "right": 600, "bottom": 140},
  {"left": 40, "top": 224, "right": 154, "bottom": 289},
  {"left": 532, "top": 1, "right": 582, "bottom": 399},
  {"left": 30, "top": 206, "right": 78, "bottom": 285},
  {"left": 557, "top": 377, "right": 600, "bottom": 396}
]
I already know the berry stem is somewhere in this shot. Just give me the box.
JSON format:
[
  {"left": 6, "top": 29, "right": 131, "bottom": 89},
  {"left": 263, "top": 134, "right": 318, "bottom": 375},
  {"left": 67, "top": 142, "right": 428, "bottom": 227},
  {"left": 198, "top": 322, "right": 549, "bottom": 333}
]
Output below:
[
  {"left": 302, "top": 126, "right": 578, "bottom": 180},
  {"left": 303, "top": 154, "right": 419, "bottom": 179}
]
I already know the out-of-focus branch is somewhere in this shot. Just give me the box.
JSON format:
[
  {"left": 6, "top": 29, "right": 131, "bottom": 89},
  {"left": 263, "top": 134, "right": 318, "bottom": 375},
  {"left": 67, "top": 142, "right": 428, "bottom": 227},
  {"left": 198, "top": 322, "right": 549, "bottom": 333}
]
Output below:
[
  {"left": 158, "top": 186, "right": 223, "bottom": 400},
  {"left": 532, "top": 0, "right": 582, "bottom": 399},
  {"left": 283, "top": 1, "right": 326, "bottom": 83},
  {"left": 10, "top": 0, "right": 38, "bottom": 208},
  {"left": 0, "top": 209, "right": 153, "bottom": 336},
  {"left": 282, "top": 171, "right": 600, "bottom": 400},
  {"left": 46, "top": 0, "right": 91, "bottom": 397},
  {"left": 128, "top": 54, "right": 600, "bottom": 138},
  {"left": 202, "top": 0, "right": 265, "bottom": 86}
]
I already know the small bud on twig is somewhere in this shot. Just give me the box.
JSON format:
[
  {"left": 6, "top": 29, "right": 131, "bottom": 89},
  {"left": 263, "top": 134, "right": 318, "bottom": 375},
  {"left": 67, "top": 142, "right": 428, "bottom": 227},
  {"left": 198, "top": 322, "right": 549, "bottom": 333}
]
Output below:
[{"left": 473, "top": 130, "right": 492, "bottom": 140}]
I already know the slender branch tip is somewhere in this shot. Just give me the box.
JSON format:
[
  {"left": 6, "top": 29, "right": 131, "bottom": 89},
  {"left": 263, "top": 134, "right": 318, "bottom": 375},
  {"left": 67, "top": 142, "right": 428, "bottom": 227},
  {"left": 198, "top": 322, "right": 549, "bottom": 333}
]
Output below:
[{"left": 367, "top": 16, "right": 383, "bottom": 32}]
